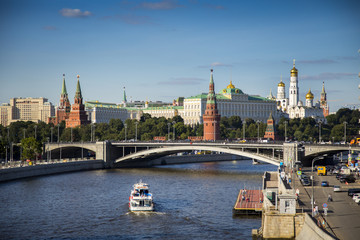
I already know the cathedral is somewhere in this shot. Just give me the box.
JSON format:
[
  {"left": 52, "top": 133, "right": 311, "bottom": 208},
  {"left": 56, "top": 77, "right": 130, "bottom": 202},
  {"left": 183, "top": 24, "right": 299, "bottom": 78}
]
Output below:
[{"left": 273, "top": 60, "right": 328, "bottom": 120}]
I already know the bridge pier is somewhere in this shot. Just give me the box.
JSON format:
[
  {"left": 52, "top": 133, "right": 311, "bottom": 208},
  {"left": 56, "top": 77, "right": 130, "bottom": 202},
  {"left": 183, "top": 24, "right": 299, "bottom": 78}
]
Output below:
[
  {"left": 283, "top": 143, "right": 304, "bottom": 167},
  {"left": 95, "top": 141, "right": 112, "bottom": 168}
]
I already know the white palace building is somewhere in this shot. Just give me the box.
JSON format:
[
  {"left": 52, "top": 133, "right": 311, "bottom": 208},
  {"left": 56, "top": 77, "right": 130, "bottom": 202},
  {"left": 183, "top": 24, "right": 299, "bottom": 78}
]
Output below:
[{"left": 85, "top": 61, "right": 328, "bottom": 125}]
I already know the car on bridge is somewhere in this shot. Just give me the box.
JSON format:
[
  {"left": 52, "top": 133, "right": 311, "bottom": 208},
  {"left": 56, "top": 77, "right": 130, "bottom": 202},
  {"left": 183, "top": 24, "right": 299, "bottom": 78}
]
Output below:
[
  {"left": 333, "top": 185, "right": 341, "bottom": 192},
  {"left": 301, "top": 177, "right": 311, "bottom": 186},
  {"left": 321, "top": 181, "right": 329, "bottom": 187}
]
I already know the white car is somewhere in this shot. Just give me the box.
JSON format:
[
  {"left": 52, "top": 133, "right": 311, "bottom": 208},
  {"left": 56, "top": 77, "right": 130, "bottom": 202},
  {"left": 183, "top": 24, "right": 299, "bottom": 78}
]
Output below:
[
  {"left": 333, "top": 186, "right": 341, "bottom": 192},
  {"left": 354, "top": 196, "right": 360, "bottom": 204},
  {"left": 352, "top": 194, "right": 360, "bottom": 201}
]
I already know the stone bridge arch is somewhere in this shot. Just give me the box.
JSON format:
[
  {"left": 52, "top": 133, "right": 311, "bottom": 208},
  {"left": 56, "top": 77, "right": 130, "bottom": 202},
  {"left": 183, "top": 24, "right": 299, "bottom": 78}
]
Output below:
[
  {"left": 45, "top": 142, "right": 102, "bottom": 160},
  {"left": 114, "top": 145, "right": 281, "bottom": 166}
]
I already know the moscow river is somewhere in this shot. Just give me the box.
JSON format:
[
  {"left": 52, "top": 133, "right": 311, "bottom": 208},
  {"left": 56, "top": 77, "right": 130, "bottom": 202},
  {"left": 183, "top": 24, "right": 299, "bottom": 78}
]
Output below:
[{"left": 0, "top": 159, "right": 277, "bottom": 240}]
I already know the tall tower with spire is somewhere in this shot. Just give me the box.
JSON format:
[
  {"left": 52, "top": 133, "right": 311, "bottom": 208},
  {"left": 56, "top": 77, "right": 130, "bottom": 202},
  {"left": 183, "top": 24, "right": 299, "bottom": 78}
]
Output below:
[
  {"left": 289, "top": 59, "right": 299, "bottom": 107},
  {"left": 49, "top": 74, "right": 72, "bottom": 125},
  {"left": 59, "top": 74, "right": 71, "bottom": 112},
  {"left": 123, "top": 87, "right": 127, "bottom": 107},
  {"left": 66, "top": 75, "right": 90, "bottom": 128},
  {"left": 320, "top": 82, "right": 329, "bottom": 117},
  {"left": 203, "top": 69, "right": 221, "bottom": 141}
]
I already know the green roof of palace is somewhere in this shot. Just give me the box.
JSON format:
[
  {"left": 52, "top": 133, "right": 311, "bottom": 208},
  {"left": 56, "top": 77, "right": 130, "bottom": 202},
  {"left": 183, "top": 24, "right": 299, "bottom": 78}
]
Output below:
[
  {"left": 85, "top": 101, "right": 184, "bottom": 111},
  {"left": 187, "top": 93, "right": 272, "bottom": 102}
]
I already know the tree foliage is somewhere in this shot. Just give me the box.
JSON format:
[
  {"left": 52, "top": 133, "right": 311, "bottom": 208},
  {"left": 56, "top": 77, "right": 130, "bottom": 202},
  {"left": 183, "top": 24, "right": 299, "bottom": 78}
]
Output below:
[{"left": 1, "top": 108, "right": 360, "bottom": 160}]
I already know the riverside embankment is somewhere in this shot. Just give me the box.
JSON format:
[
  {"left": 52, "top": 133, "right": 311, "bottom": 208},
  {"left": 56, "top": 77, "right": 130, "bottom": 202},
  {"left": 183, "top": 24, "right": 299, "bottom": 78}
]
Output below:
[
  {"left": 0, "top": 153, "right": 250, "bottom": 182},
  {"left": 0, "top": 160, "right": 105, "bottom": 182}
]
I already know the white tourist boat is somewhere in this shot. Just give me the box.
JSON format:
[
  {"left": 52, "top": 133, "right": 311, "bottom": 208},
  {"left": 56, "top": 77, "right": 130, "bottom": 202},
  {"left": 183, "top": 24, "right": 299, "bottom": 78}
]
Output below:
[{"left": 129, "top": 181, "right": 154, "bottom": 212}]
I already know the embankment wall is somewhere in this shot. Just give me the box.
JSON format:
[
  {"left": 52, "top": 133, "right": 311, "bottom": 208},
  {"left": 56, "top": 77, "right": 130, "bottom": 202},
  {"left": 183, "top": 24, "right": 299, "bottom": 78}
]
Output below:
[{"left": 0, "top": 160, "right": 105, "bottom": 182}]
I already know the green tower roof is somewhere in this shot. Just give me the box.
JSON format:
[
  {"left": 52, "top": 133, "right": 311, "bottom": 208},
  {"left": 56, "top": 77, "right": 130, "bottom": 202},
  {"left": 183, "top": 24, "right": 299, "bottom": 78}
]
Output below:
[
  {"left": 75, "top": 75, "right": 82, "bottom": 98},
  {"left": 61, "top": 74, "right": 67, "bottom": 95}
]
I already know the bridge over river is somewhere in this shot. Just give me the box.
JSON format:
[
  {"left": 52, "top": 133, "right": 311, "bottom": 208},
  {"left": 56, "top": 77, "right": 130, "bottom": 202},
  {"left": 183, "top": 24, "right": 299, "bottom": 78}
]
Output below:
[{"left": 45, "top": 141, "right": 360, "bottom": 168}]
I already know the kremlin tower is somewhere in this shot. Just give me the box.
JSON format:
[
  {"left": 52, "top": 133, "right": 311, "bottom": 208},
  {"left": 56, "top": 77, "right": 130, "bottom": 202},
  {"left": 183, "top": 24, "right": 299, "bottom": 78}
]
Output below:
[
  {"left": 48, "top": 74, "right": 71, "bottom": 125},
  {"left": 320, "top": 82, "right": 329, "bottom": 117},
  {"left": 203, "top": 69, "right": 221, "bottom": 141},
  {"left": 289, "top": 59, "right": 299, "bottom": 107},
  {"left": 264, "top": 112, "right": 276, "bottom": 140},
  {"left": 66, "top": 75, "right": 90, "bottom": 128}
]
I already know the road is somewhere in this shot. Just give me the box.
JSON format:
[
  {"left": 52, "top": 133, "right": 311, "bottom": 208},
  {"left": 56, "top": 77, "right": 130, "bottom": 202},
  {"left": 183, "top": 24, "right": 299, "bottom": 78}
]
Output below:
[{"left": 295, "top": 168, "right": 360, "bottom": 240}]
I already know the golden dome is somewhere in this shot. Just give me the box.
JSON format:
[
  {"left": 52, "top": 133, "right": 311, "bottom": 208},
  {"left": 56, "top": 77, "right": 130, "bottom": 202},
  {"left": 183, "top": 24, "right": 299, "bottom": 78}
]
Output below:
[
  {"left": 306, "top": 89, "right": 314, "bottom": 100},
  {"left": 290, "top": 59, "right": 298, "bottom": 76},
  {"left": 278, "top": 80, "right": 285, "bottom": 87},
  {"left": 227, "top": 81, "right": 235, "bottom": 89}
]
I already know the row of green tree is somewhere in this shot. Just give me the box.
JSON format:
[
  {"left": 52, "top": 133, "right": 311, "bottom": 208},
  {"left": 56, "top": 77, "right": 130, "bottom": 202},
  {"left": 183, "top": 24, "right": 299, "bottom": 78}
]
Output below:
[{"left": 0, "top": 108, "right": 359, "bottom": 160}]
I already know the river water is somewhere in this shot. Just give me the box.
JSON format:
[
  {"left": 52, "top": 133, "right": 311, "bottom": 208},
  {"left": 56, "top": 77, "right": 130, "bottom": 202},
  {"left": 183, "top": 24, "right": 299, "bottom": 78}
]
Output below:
[{"left": 0, "top": 160, "right": 277, "bottom": 240}]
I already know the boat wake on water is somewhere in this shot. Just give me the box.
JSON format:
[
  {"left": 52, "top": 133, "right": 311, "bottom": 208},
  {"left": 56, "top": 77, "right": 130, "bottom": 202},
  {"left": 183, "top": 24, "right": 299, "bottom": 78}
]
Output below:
[{"left": 125, "top": 211, "right": 166, "bottom": 215}]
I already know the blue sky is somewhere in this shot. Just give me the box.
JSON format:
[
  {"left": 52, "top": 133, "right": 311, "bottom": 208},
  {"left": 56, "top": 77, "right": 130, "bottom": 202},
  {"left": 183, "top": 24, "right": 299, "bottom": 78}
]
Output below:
[{"left": 0, "top": 0, "right": 359, "bottom": 112}]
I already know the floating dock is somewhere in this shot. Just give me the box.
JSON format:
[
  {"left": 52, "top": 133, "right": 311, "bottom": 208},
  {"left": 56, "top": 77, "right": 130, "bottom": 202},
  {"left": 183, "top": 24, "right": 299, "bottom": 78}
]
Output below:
[{"left": 233, "top": 189, "right": 263, "bottom": 215}]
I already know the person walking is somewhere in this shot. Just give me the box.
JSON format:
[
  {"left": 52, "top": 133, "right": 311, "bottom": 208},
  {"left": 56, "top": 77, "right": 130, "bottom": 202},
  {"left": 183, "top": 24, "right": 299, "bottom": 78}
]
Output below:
[{"left": 328, "top": 194, "right": 332, "bottom": 202}]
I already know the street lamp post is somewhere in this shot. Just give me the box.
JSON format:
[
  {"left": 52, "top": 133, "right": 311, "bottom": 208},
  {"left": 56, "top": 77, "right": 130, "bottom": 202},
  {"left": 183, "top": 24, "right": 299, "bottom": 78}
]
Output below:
[
  {"left": 51, "top": 127, "right": 53, "bottom": 143},
  {"left": 34, "top": 125, "right": 37, "bottom": 140},
  {"left": 242, "top": 120, "right": 246, "bottom": 140},
  {"left": 172, "top": 121, "right": 176, "bottom": 141},
  {"left": 344, "top": 121, "right": 347, "bottom": 144},
  {"left": 124, "top": 123, "right": 127, "bottom": 141},
  {"left": 318, "top": 121, "right": 322, "bottom": 143},
  {"left": 71, "top": 128, "right": 73, "bottom": 142},
  {"left": 47, "top": 137, "right": 50, "bottom": 162},
  {"left": 81, "top": 141, "right": 83, "bottom": 160},
  {"left": 257, "top": 121, "right": 260, "bottom": 142},
  {"left": 311, "top": 156, "right": 322, "bottom": 216},
  {"left": 57, "top": 125, "right": 60, "bottom": 143},
  {"left": 135, "top": 122, "right": 139, "bottom": 141},
  {"left": 285, "top": 121, "right": 288, "bottom": 142},
  {"left": 168, "top": 122, "right": 171, "bottom": 140}
]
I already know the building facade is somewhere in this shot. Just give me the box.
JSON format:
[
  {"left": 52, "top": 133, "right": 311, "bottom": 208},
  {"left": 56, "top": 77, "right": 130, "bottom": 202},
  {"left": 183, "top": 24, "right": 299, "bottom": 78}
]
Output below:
[
  {"left": 0, "top": 97, "right": 55, "bottom": 126},
  {"left": 182, "top": 81, "right": 280, "bottom": 126},
  {"left": 85, "top": 101, "right": 131, "bottom": 123}
]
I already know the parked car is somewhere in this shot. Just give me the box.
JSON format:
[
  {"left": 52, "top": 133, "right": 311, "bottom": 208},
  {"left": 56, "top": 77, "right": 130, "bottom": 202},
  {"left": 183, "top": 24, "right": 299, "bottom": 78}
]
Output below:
[
  {"left": 321, "top": 181, "right": 329, "bottom": 187},
  {"left": 352, "top": 193, "right": 360, "bottom": 200},
  {"left": 333, "top": 185, "right": 341, "bottom": 192},
  {"left": 301, "top": 178, "right": 311, "bottom": 186},
  {"left": 339, "top": 175, "right": 356, "bottom": 183},
  {"left": 336, "top": 173, "right": 344, "bottom": 179},
  {"left": 348, "top": 188, "right": 360, "bottom": 196}
]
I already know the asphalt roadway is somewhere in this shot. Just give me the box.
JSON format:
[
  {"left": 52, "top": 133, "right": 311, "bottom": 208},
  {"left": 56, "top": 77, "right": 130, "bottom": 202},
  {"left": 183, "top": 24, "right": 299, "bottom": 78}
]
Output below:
[{"left": 294, "top": 168, "right": 360, "bottom": 240}]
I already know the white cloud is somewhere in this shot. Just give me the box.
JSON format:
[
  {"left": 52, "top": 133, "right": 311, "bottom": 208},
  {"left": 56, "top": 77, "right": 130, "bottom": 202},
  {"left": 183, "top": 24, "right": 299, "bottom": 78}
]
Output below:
[
  {"left": 301, "top": 72, "right": 357, "bottom": 81},
  {"left": 137, "top": 0, "right": 184, "bottom": 10},
  {"left": 59, "top": 8, "right": 93, "bottom": 18},
  {"left": 158, "top": 77, "right": 205, "bottom": 85}
]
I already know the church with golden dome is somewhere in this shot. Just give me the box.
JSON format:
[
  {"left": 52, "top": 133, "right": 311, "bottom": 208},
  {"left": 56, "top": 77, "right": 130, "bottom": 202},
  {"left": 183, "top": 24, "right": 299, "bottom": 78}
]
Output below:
[{"left": 274, "top": 60, "right": 328, "bottom": 120}]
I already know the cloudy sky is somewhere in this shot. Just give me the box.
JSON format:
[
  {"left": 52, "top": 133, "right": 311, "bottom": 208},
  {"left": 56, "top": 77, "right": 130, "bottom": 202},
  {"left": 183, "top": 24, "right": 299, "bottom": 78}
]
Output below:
[{"left": 0, "top": 0, "right": 359, "bottom": 112}]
